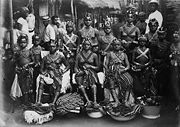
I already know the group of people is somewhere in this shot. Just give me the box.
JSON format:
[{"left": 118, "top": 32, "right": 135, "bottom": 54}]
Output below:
[{"left": 6, "top": 0, "right": 180, "bottom": 119}]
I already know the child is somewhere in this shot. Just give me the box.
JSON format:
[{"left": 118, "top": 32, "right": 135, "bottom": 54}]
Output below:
[
  {"left": 30, "top": 34, "right": 43, "bottom": 102},
  {"left": 14, "top": 34, "right": 34, "bottom": 105}
]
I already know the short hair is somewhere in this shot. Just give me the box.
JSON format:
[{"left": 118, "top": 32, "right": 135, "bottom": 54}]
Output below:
[
  {"left": 17, "top": 34, "right": 28, "bottom": 43},
  {"left": 51, "top": 15, "right": 58, "bottom": 21},
  {"left": 148, "top": 18, "right": 159, "bottom": 27}
]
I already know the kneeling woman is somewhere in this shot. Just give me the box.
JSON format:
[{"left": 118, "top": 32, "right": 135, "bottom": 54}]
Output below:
[
  {"left": 75, "top": 38, "right": 100, "bottom": 108},
  {"left": 104, "top": 39, "right": 134, "bottom": 107}
]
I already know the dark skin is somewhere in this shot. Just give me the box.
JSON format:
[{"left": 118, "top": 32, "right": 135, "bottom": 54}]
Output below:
[
  {"left": 75, "top": 42, "right": 99, "bottom": 73},
  {"left": 132, "top": 40, "right": 151, "bottom": 69},
  {"left": 32, "top": 36, "right": 42, "bottom": 66},
  {"left": 38, "top": 44, "right": 69, "bottom": 106},
  {"left": 149, "top": 3, "right": 158, "bottom": 13},
  {"left": 43, "top": 20, "right": 50, "bottom": 27},
  {"left": 75, "top": 41, "right": 99, "bottom": 108},
  {"left": 170, "top": 32, "right": 180, "bottom": 110},
  {"left": 104, "top": 42, "right": 130, "bottom": 106},
  {"left": 16, "top": 38, "right": 33, "bottom": 67},
  {"left": 84, "top": 17, "right": 92, "bottom": 28}
]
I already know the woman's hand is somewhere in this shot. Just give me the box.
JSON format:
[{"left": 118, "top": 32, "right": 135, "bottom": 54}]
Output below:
[
  {"left": 76, "top": 70, "right": 84, "bottom": 76},
  {"left": 84, "top": 63, "right": 93, "bottom": 69}
]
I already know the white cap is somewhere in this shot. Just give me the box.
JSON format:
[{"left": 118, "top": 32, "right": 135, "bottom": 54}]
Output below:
[
  {"left": 149, "top": 0, "right": 159, "bottom": 5},
  {"left": 41, "top": 16, "right": 50, "bottom": 21}
]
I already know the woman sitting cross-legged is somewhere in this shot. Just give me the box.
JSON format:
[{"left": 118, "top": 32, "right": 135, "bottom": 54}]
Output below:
[{"left": 74, "top": 38, "right": 100, "bottom": 108}]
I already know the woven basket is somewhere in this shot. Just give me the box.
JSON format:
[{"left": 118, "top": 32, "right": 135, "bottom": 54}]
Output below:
[
  {"left": 87, "top": 111, "right": 104, "bottom": 118},
  {"left": 142, "top": 105, "right": 161, "bottom": 119},
  {"left": 110, "top": 114, "right": 136, "bottom": 121}
]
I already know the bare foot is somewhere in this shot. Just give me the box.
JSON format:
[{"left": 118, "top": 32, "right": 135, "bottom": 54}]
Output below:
[
  {"left": 93, "top": 102, "right": 100, "bottom": 108},
  {"left": 86, "top": 101, "right": 93, "bottom": 108}
]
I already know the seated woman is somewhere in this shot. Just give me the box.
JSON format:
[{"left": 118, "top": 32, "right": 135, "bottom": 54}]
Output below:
[
  {"left": 75, "top": 38, "right": 100, "bottom": 108},
  {"left": 36, "top": 41, "right": 69, "bottom": 106},
  {"left": 104, "top": 38, "right": 134, "bottom": 107}
]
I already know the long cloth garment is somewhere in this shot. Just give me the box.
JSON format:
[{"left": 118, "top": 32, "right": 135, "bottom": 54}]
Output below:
[
  {"left": 16, "top": 65, "right": 34, "bottom": 95},
  {"left": 75, "top": 51, "right": 99, "bottom": 89},
  {"left": 105, "top": 51, "right": 133, "bottom": 100},
  {"left": 41, "top": 52, "right": 67, "bottom": 91}
]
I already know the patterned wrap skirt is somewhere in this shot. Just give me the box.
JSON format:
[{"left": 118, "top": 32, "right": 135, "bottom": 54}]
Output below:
[
  {"left": 16, "top": 66, "right": 33, "bottom": 95},
  {"left": 75, "top": 68, "right": 99, "bottom": 89}
]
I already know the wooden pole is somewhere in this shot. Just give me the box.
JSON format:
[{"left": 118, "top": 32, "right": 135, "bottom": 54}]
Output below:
[
  {"left": 9, "top": 0, "right": 14, "bottom": 50},
  {"left": 75, "top": 5, "right": 78, "bottom": 30},
  {"left": 71, "top": 0, "right": 75, "bottom": 22}
]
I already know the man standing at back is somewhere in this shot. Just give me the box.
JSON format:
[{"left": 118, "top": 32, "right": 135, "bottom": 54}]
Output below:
[
  {"left": 41, "top": 16, "right": 55, "bottom": 51},
  {"left": 145, "top": 0, "right": 163, "bottom": 33},
  {"left": 26, "top": 7, "right": 35, "bottom": 49}
]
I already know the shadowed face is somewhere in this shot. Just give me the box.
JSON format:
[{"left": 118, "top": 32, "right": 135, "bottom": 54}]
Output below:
[
  {"left": 113, "top": 41, "right": 122, "bottom": 51},
  {"left": 19, "top": 38, "right": 28, "bottom": 49},
  {"left": 127, "top": 14, "right": 134, "bottom": 23},
  {"left": 32, "top": 35, "right": 40, "bottom": 46},
  {"left": 158, "top": 33, "right": 166, "bottom": 40},
  {"left": 49, "top": 43, "right": 57, "bottom": 54},
  {"left": 150, "top": 3, "right": 158, "bottom": 12},
  {"left": 83, "top": 41, "right": 91, "bottom": 51},
  {"left": 92, "top": 45, "right": 99, "bottom": 52},
  {"left": 149, "top": 23, "right": 158, "bottom": 32},
  {"left": 84, "top": 17, "right": 92, "bottom": 27},
  {"left": 104, "top": 27, "right": 111, "bottom": 34},
  {"left": 173, "top": 32, "right": 180, "bottom": 43},
  {"left": 43, "top": 20, "right": 49, "bottom": 27},
  {"left": 66, "top": 25, "right": 74, "bottom": 33}
]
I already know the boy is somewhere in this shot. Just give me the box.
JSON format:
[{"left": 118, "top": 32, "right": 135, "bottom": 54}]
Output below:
[{"left": 30, "top": 34, "right": 43, "bottom": 102}]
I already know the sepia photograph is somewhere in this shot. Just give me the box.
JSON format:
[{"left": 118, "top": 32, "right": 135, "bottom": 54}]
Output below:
[{"left": 0, "top": 0, "right": 180, "bottom": 126}]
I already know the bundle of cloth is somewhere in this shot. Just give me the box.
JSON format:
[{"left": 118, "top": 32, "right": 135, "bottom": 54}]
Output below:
[
  {"left": 23, "top": 105, "right": 54, "bottom": 124},
  {"left": 55, "top": 92, "right": 84, "bottom": 115},
  {"left": 23, "top": 92, "right": 84, "bottom": 124}
]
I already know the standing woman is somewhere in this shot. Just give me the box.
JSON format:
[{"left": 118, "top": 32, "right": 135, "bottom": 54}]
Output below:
[
  {"left": 78, "top": 13, "right": 99, "bottom": 46},
  {"left": 119, "top": 12, "right": 140, "bottom": 61},
  {"left": 170, "top": 30, "right": 180, "bottom": 110},
  {"left": 75, "top": 38, "right": 100, "bottom": 108},
  {"left": 104, "top": 39, "right": 134, "bottom": 107}
]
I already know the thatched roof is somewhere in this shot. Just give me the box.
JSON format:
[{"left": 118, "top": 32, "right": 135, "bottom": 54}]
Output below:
[
  {"left": 101, "top": 0, "right": 121, "bottom": 9},
  {"left": 77, "top": 0, "right": 107, "bottom": 9},
  {"left": 38, "top": 0, "right": 121, "bottom": 9}
]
